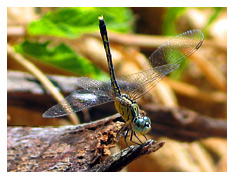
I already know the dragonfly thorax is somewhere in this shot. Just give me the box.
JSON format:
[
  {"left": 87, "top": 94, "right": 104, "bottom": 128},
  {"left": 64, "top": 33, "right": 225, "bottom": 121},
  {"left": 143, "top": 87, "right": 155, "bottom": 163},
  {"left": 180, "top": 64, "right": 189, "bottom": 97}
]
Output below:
[
  {"left": 114, "top": 94, "right": 138, "bottom": 122},
  {"left": 114, "top": 94, "right": 151, "bottom": 134}
]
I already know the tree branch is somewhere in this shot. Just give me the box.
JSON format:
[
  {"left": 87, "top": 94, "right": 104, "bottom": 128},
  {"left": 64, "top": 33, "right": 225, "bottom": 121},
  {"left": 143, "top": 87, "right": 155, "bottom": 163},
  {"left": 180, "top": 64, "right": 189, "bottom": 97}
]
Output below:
[{"left": 7, "top": 114, "right": 164, "bottom": 172}]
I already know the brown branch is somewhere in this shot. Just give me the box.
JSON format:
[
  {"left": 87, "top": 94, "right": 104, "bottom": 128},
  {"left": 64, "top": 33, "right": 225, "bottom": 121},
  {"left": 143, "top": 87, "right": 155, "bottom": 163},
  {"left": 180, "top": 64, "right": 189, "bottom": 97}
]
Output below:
[
  {"left": 191, "top": 54, "right": 227, "bottom": 92},
  {"left": 91, "top": 140, "right": 165, "bottom": 172},
  {"left": 7, "top": 71, "right": 226, "bottom": 171},
  {"left": 7, "top": 114, "right": 164, "bottom": 172},
  {"left": 164, "top": 77, "right": 226, "bottom": 103},
  {"left": 7, "top": 25, "right": 226, "bottom": 51},
  {"left": 144, "top": 105, "right": 227, "bottom": 141},
  {"left": 8, "top": 70, "right": 227, "bottom": 140},
  {"left": 7, "top": 44, "right": 80, "bottom": 125},
  {"left": 88, "top": 31, "right": 227, "bottom": 52}
]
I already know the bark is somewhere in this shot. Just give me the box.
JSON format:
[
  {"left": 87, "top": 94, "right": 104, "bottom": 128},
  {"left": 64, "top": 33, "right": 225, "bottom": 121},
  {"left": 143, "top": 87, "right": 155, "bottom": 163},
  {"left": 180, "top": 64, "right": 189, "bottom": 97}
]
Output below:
[{"left": 7, "top": 114, "right": 164, "bottom": 172}]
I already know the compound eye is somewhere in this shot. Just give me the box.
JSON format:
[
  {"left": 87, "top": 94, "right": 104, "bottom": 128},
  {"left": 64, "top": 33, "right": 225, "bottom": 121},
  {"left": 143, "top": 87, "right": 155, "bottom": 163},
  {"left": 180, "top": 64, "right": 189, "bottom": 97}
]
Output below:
[
  {"left": 133, "top": 116, "right": 151, "bottom": 134},
  {"left": 143, "top": 116, "right": 151, "bottom": 124}
]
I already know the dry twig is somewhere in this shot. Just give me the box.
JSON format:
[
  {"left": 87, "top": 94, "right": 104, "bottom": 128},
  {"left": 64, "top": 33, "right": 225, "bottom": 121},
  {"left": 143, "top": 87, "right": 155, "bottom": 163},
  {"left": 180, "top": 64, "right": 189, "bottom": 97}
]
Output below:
[{"left": 7, "top": 44, "right": 80, "bottom": 125}]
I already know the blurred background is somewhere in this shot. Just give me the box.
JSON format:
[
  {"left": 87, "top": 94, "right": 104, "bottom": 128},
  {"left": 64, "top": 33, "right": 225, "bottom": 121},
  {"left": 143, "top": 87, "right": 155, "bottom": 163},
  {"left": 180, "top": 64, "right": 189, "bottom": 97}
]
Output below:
[{"left": 7, "top": 7, "right": 227, "bottom": 172}]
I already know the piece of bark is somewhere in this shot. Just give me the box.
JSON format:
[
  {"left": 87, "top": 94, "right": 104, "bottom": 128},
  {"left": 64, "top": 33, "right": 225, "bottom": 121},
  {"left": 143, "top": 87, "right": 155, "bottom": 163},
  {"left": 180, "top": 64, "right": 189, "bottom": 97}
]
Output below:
[
  {"left": 7, "top": 70, "right": 79, "bottom": 98},
  {"left": 7, "top": 114, "right": 164, "bottom": 172},
  {"left": 91, "top": 139, "right": 165, "bottom": 172}
]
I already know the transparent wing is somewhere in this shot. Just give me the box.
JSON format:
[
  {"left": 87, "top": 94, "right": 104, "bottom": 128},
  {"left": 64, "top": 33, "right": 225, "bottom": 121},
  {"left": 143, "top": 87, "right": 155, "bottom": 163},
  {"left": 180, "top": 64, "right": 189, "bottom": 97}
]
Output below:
[
  {"left": 44, "top": 30, "right": 204, "bottom": 118},
  {"left": 148, "top": 30, "right": 204, "bottom": 67},
  {"left": 76, "top": 77, "right": 112, "bottom": 92},
  {"left": 117, "top": 63, "right": 179, "bottom": 100},
  {"left": 117, "top": 30, "right": 204, "bottom": 100},
  {"left": 43, "top": 88, "right": 115, "bottom": 118},
  {"left": 76, "top": 77, "right": 140, "bottom": 97}
]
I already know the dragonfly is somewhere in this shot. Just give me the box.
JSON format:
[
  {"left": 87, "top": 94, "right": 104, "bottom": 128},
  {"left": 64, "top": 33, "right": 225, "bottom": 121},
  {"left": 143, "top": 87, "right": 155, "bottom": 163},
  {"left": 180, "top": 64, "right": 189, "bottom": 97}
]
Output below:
[{"left": 43, "top": 16, "right": 204, "bottom": 147}]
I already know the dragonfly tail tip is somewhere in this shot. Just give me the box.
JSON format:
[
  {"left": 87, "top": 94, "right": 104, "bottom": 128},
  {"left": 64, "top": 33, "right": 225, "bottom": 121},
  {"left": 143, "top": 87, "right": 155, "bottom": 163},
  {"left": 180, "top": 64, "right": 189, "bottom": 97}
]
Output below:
[{"left": 98, "top": 16, "right": 104, "bottom": 20}]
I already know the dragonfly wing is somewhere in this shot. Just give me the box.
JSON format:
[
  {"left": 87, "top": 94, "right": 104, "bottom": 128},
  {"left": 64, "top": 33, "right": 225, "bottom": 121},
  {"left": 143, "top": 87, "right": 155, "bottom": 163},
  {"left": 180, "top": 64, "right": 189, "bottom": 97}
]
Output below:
[
  {"left": 77, "top": 77, "right": 144, "bottom": 98},
  {"left": 43, "top": 88, "right": 114, "bottom": 118},
  {"left": 149, "top": 30, "right": 204, "bottom": 67},
  {"left": 117, "top": 63, "right": 179, "bottom": 99},
  {"left": 118, "top": 30, "right": 204, "bottom": 100},
  {"left": 77, "top": 77, "right": 112, "bottom": 93}
]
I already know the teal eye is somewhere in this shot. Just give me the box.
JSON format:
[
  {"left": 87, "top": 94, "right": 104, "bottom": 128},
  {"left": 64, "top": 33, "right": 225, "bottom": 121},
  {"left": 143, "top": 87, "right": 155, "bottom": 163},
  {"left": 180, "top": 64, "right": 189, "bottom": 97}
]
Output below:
[{"left": 133, "top": 116, "right": 151, "bottom": 134}]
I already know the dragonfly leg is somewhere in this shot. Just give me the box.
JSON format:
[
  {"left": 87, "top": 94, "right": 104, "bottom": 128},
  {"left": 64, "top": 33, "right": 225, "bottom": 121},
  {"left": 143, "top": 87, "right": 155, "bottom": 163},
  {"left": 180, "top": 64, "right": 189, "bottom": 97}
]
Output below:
[
  {"left": 116, "top": 124, "right": 128, "bottom": 151},
  {"left": 129, "top": 130, "right": 141, "bottom": 145},
  {"left": 124, "top": 128, "right": 130, "bottom": 148},
  {"left": 133, "top": 131, "right": 143, "bottom": 144},
  {"left": 143, "top": 134, "right": 148, "bottom": 141}
]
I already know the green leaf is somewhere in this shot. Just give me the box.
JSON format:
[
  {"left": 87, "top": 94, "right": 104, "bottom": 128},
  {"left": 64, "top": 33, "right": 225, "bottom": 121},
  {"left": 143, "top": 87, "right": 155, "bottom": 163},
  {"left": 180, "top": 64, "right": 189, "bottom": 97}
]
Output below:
[
  {"left": 162, "top": 7, "right": 188, "bottom": 36},
  {"left": 14, "top": 40, "right": 108, "bottom": 80},
  {"left": 17, "top": 7, "right": 135, "bottom": 80},
  {"left": 28, "top": 7, "right": 134, "bottom": 38},
  {"left": 162, "top": 7, "right": 190, "bottom": 79},
  {"left": 203, "top": 7, "right": 224, "bottom": 35}
]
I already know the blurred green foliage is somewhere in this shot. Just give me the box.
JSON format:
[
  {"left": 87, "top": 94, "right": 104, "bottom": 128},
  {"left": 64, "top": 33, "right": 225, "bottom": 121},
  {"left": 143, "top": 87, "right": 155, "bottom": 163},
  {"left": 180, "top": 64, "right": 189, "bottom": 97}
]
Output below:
[
  {"left": 163, "top": 7, "right": 224, "bottom": 36},
  {"left": 15, "top": 7, "right": 134, "bottom": 80},
  {"left": 14, "top": 40, "right": 107, "bottom": 79},
  {"left": 14, "top": 7, "right": 223, "bottom": 81},
  {"left": 203, "top": 7, "right": 224, "bottom": 35},
  {"left": 162, "top": 7, "right": 189, "bottom": 79},
  {"left": 162, "top": 7, "right": 188, "bottom": 36},
  {"left": 28, "top": 7, "right": 134, "bottom": 38},
  {"left": 162, "top": 7, "right": 224, "bottom": 79}
]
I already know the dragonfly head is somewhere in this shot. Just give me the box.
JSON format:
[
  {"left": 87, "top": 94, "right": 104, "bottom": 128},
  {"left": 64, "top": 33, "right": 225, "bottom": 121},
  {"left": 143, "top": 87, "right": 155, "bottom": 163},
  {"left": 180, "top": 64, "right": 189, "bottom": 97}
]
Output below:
[{"left": 133, "top": 116, "right": 151, "bottom": 134}]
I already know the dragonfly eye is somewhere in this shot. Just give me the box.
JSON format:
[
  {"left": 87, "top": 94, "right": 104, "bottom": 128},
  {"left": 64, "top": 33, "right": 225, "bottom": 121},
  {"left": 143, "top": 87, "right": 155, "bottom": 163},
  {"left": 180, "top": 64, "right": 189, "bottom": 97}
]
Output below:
[{"left": 133, "top": 116, "right": 151, "bottom": 134}]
